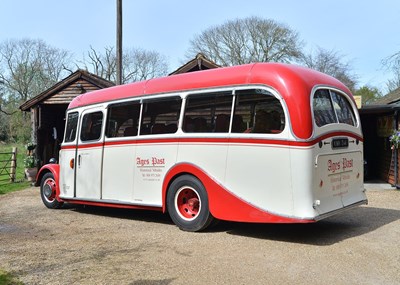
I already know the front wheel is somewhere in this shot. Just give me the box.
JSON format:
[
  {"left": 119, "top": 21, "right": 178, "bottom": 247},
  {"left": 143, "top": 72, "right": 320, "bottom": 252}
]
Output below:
[
  {"left": 167, "top": 175, "right": 214, "bottom": 232},
  {"left": 40, "top": 173, "right": 63, "bottom": 209}
]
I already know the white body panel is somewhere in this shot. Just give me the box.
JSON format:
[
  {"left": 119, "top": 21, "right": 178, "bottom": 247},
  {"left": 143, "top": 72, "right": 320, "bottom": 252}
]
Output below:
[
  {"left": 290, "top": 139, "right": 365, "bottom": 219},
  {"left": 59, "top": 148, "right": 76, "bottom": 198},
  {"left": 177, "top": 135, "right": 229, "bottom": 183},
  {"left": 133, "top": 141, "right": 178, "bottom": 206},
  {"left": 75, "top": 145, "right": 103, "bottom": 199},
  {"left": 225, "top": 142, "right": 293, "bottom": 216},
  {"left": 102, "top": 142, "right": 136, "bottom": 202}
]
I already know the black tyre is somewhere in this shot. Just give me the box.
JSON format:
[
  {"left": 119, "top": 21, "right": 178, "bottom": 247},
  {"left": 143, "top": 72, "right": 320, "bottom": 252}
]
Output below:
[
  {"left": 40, "top": 172, "right": 63, "bottom": 209},
  {"left": 167, "top": 175, "right": 214, "bottom": 232}
]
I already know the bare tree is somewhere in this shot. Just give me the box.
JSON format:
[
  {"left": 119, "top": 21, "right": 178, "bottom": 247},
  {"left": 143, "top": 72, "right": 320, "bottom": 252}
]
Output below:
[
  {"left": 0, "top": 38, "right": 72, "bottom": 103},
  {"left": 382, "top": 51, "right": 400, "bottom": 93},
  {"left": 300, "top": 47, "right": 357, "bottom": 92},
  {"left": 80, "top": 46, "right": 117, "bottom": 82},
  {"left": 123, "top": 48, "right": 169, "bottom": 83},
  {"left": 0, "top": 38, "right": 72, "bottom": 142},
  {"left": 186, "top": 16, "right": 304, "bottom": 66},
  {"left": 79, "top": 46, "right": 169, "bottom": 84},
  {"left": 386, "top": 72, "right": 400, "bottom": 93}
]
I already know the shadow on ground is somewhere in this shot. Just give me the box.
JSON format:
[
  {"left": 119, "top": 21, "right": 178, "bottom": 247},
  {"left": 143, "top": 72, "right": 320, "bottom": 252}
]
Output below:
[
  {"left": 64, "top": 203, "right": 399, "bottom": 246},
  {"left": 68, "top": 204, "right": 173, "bottom": 225},
  {"left": 218, "top": 206, "right": 400, "bottom": 245}
]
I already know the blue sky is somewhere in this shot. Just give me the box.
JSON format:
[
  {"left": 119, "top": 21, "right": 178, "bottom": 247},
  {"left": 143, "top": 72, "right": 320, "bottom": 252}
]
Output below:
[{"left": 1, "top": 0, "right": 399, "bottom": 93}]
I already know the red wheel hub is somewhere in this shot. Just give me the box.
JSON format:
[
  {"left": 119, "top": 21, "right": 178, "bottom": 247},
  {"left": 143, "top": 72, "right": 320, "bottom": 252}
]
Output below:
[
  {"left": 176, "top": 188, "right": 200, "bottom": 219},
  {"left": 43, "top": 179, "right": 56, "bottom": 202}
]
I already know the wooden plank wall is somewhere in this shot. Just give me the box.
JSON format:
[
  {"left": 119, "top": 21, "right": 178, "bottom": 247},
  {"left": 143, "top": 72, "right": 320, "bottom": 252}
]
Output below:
[
  {"left": 383, "top": 148, "right": 395, "bottom": 185},
  {"left": 43, "top": 79, "right": 101, "bottom": 104}
]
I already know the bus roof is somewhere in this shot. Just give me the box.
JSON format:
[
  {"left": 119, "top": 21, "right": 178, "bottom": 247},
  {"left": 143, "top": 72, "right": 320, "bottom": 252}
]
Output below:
[{"left": 68, "top": 63, "right": 352, "bottom": 140}]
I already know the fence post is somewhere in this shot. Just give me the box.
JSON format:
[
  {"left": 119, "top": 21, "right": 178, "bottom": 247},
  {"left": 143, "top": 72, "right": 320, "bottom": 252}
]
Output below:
[{"left": 10, "top": 147, "right": 17, "bottom": 182}]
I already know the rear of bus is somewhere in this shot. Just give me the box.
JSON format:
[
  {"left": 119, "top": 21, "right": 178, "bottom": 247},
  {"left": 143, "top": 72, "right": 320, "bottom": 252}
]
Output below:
[{"left": 291, "top": 87, "right": 367, "bottom": 220}]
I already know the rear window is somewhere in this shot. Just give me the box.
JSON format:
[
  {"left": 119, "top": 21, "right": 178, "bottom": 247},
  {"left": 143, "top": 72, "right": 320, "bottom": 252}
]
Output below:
[{"left": 313, "top": 89, "right": 356, "bottom": 127}]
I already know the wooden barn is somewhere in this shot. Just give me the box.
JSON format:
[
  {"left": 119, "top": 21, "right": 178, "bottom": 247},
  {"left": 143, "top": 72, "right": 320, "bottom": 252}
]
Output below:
[
  {"left": 20, "top": 70, "right": 114, "bottom": 167},
  {"left": 360, "top": 87, "right": 400, "bottom": 187},
  {"left": 169, "top": 53, "right": 220, "bottom": 75},
  {"left": 20, "top": 53, "right": 219, "bottom": 167}
]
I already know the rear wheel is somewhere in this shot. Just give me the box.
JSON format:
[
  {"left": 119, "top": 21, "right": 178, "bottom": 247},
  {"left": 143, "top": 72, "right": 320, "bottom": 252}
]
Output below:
[
  {"left": 40, "top": 173, "right": 63, "bottom": 209},
  {"left": 167, "top": 175, "right": 214, "bottom": 232}
]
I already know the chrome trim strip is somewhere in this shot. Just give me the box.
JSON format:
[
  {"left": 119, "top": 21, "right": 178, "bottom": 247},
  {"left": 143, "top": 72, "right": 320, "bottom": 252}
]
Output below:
[
  {"left": 314, "top": 199, "right": 368, "bottom": 221},
  {"left": 59, "top": 196, "right": 161, "bottom": 208}
]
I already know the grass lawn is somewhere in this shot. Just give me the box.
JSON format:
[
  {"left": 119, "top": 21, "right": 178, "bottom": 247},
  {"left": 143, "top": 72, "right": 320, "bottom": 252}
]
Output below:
[
  {"left": 0, "top": 143, "right": 32, "bottom": 195},
  {"left": 0, "top": 269, "right": 24, "bottom": 285},
  {"left": 0, "top": 270, "right": 24, "bottom": 285}
]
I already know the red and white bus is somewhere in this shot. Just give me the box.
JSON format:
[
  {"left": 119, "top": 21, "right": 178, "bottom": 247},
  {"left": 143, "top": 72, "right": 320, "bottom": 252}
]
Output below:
[{"left": 36, "top": 63, "right": 367, "bottom": 231}]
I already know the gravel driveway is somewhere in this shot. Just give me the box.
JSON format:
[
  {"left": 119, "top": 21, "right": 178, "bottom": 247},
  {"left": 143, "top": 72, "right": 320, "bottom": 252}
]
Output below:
[{"left": 0, "top": 187, "right": 399, "bottom": 285}]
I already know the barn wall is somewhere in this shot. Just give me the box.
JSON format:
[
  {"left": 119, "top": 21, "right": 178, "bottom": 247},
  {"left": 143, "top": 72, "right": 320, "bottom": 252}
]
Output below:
[{"left": 43, "top": 79, "right": 101, "bottom": 104}]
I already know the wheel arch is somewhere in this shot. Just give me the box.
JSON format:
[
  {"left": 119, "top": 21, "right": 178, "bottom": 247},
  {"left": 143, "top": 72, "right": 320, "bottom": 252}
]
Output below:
[
  {"left": 162, "top": 163, "right": 204, "bottom": 214},
  {"left": 35, "top": 164, "right": 62, "bottom": 202},
  {"left": 162, "top": 162, "right": 312, "bottom": 223}
]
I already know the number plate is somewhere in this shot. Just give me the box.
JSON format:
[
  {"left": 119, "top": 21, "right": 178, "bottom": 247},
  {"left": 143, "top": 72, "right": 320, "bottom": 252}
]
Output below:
[{"left": 332, "top": 138, "right": 349, "bottom": 149}]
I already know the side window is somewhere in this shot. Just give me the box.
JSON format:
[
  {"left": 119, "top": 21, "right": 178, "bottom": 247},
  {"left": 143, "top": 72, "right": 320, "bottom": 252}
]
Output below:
[
  {"left": 140, "top": 97, "right": 182, "bottom": 135},
  {"left": 106, "top": 101, "right": 140, "bottom": 138},
  {"left": 233, "top": 89, "right": 285, "bottom": 134},
  {"left": 183, "top": 91, "right": 233, "bottom": 133},
  {"left": 64, "top": 112, "right": 79, "bottom": 143},
  {"left": 313, "top": 89, "right": 356, "bottom": 127},
  {"left": 80, "top": 111, "right": 103, "bottom": 142}
]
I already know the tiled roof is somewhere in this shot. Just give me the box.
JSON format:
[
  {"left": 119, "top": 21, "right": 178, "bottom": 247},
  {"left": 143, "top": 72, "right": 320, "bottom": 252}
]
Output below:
[{"left": 371, "top": 87, "right": 400, "bottom": 105}]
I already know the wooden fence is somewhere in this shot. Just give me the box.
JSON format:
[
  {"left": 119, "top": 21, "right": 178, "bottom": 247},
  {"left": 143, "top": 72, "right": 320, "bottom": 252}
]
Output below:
[{"left": 0, "top": 147, "right": 17, "bottom": 184}]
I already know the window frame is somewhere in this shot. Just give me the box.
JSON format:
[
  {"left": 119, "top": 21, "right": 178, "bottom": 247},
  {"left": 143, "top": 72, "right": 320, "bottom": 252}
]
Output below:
[
  {"left": 182, "top": 90, "right": 234, "bottom": 134},
  {"left": 105, "top": 100, "right": 141, "bottom": 138},
  {"left": 64, "top": 111, "right": 79, "bottom": 143},
  {"left": 139, "top": 96, "right": 182, "bottom": 136},
  {"left": 181, "top": 86, "right": 287, "bottom": 136},
  {"left": 80, "top": 111, "right": 104, "bottom": 142},
  {"left": 312, "top": 87, "right": 357, "bottom": 128}
]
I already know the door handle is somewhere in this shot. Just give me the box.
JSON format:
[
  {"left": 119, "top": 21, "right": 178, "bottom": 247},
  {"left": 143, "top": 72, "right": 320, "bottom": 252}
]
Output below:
[{"left": 78, "top": 154, "right": 81, "bottom": 166}]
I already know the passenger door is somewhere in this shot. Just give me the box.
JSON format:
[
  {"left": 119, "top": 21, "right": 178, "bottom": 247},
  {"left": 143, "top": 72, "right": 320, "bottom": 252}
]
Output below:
[
  {"left": 75, "top": 108, "right": 105, "bottom": 199},
  {"left": 59, "top": 111, "right": 79, "bottom": 198}
]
